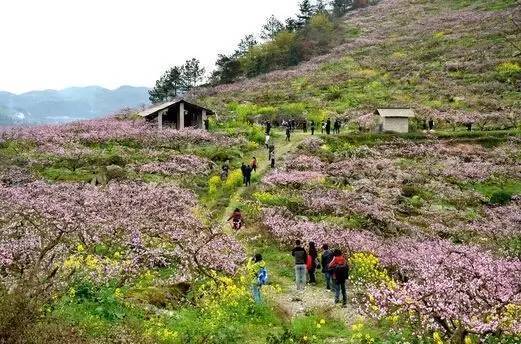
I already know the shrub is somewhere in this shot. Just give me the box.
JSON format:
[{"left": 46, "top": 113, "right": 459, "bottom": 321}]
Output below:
[
  {"left": 208, "top": 175, "right": 221, "bottom": 194},
  {"left": 225, "top": 169, "right": 243, "bottom": 189},
  {"left": 489, "top": 190, "right": 512, "bottom": 205},
  {"left": 496, "top": 62, "right": 521, "bottom": 82}
]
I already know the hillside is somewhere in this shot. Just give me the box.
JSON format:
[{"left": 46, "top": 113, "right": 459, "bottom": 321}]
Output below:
[
  {"left": 198, "top": 0, "right": 520, "bottom": 123},
  {"left": 0, "top": 85, "right": 149, "bottom": 125}
]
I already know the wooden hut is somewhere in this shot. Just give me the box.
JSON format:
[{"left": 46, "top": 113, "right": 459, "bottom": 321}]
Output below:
[{"left": 137, "top": 98, "right": 214, "bottom": 130}]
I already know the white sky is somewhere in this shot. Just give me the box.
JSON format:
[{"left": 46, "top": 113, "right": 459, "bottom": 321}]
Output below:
[{"left": 0, "top": 0, "right": 299, "bottom": 94}]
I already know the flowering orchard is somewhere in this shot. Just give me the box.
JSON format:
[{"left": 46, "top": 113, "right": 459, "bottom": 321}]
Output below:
[{"left": 256, "top": 134, "right": 521, "bottom": 341}]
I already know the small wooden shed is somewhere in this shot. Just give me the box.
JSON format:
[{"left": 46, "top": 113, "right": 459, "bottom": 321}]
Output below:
[
  {"left": 137, "top": 98, "right": 214, "bottom": 130},
  {"left": 375, "top": 108, "right": 415, "bottom": 133}
]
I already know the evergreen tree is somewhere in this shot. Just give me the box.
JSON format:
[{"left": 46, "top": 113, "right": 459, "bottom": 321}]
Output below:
[
  {"left": 209, "top": 54, "right": 242, "bottom": 85},
  {"left": 236, "top": 34, "right": 258, "bottom": 56},
  {"left": 260, "top": 15, "right": 285, "bottom": 40},
  {"left": 315, "top": 0, "right": 328, "bottom": 13},
  {"left": 297, "top": 0, "right": 315, "bottom": 25},
  {"left": 149, "top": 66, "right": 183, "bottom": 103},
  {"left": 180, "top": 58, "right": 205, "bottom": 91}
]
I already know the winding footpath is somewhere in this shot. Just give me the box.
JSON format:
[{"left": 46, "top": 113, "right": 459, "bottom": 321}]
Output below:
[{"left": 218, "top": 129, "right": 360, "bottom": 330}]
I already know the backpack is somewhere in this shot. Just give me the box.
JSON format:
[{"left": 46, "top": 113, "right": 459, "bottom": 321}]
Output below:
[
  {"left": 334, "top": 264, "right": 349, "bottom": 282},
  {"left": 258, "top": 267, "right": 268, "bottom": 285}
]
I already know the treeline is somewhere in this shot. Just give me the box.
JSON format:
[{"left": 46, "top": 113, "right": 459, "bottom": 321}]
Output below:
[
  {"left": 150, "top": 0, "right": 375, "bottom": 103},
  {"left": 209, "top": 0, "right": 373, "bottom": 85}
]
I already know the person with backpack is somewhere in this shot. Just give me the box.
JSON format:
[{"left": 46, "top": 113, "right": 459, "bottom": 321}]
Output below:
[
  {"left": 291, "top": 240, "right": 308, "bottom": 291},
  {"left": 310, "top": 121, "right": 316, "bottom": 135},
  {"left": 227, "top": 208, "right": 244, "bottom": 230},
  {"left": 321, "top": 244, "right": 334, "bottom": 290},
  {"left": 285, "top": 126, "right": 291, "bottom": 142},
  {"left": 306, "top": 241, "right": 319, "bottom": 285},
  {"left": 328, "top": 249, "right": 349, "bottom": 306},
  {"left": 249, "top": 253, "right": 268, "bottom": 303}
]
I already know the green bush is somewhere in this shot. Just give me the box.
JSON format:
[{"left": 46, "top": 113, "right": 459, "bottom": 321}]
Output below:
[{"left": 489, "top": 190, "right": 512, "bottom": 205}]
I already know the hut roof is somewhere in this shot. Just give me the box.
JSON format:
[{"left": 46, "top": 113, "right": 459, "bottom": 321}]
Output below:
[
  {"left": 137, "top": 98, "right": 214, "bottom": 118},
  {"left": 375, "top": 108, "right": 415, "bottom": 118}
]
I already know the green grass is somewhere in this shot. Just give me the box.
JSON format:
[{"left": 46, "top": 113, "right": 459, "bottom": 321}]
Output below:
[{"left": 470, "top": 179, "right": 521, "bottom": 198}]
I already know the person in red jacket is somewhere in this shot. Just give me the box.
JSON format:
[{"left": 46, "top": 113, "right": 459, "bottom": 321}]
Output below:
[
  {"left": 228, "top": 208, "right": 244, "bottom": 230},
  {"left": 328, "top": 249, "right": 349, "bottom": 307}
]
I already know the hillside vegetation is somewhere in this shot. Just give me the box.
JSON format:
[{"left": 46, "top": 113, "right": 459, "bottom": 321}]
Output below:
[{"left": 198, "top": 0, "right": 520, "bottom": 125}]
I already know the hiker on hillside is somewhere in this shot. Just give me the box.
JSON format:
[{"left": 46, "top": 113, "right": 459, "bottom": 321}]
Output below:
[
  {"left": 244, "top": 164, "right": 252, "bottom": 186},
  {"left": 326, "top": 118, "right": 332, "bottom": 135},
  {"left": 310, "top": 121, "right": 316, "bottom": 135},
  {"left": 220, "top": 160, "right": 229, "bottom": 181},
  {"left": 286, "top": 126, "right": 291, "bottom": 142},
  {"left": 241, "top": 163, "right": 247, "bottom": 185},
  {"left": 334, "top": 119, "right": 341, "bottom": 134},
  {"left": 321, "top": 121, "right": 325, "bottom": 134},
  {"left": 266, "top": 121, "right": 272, "bottom": 135},
  {"left": 306, "top": 241, "right": 319, "bottom": 285},
  {"left": 228, "top": 208, "right": 244, "bottom": 230},
  {"left": 269, "top": 149, "right": 276, "bottom": 168},
  {"left": 328, "top": 249, "right": 349, "bottom": 306},
  {"left": 251, "top": 157, "right": 258, "bottom": 172},
  {"left": 265, "top": 134, "right": 271, "bottom": 149},
  {"left": 249, "top": 253, "right": 268, "bottom": 303},
  {"left": 303, "top": 121, "right": 307, "bottom": 133},
  {"left": 428, "top": 118, "right": 434, "bottom": 131},
  {"left": 321, "top": 244, "right": 334, "bottom": 290},
  {"left": 292, "top": 240, "right": 308, "bottom": 291}
]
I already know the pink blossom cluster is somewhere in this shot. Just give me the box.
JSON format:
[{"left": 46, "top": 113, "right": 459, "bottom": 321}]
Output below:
[
  {"left": 297, "top": 136, "right": 324, "bottom": 152},
  {"left": 261, "top": 208, "right": 521, "bottom": 336},
  {"left": 137, "top": 154, "right": 213, "bottom": 176},
  {"left": 285, "top": 155, "right": 324, "bottom": 172},
  {"left": 0, "top": 167, "right": 33, "bottom": 186},
  {"left": 0, "top": 117, "right": 238, "bottom": 147},
  {"left": 0, "top": 181, "right": 244, "bottom": 295},
  {"left": 467, "top": 199, "right": 521, "bottom": 237},
  {"left": 262, "top": 171, "right": 324, "bottom": 187}
]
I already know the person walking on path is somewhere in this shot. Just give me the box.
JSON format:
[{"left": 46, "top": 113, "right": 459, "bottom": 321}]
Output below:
[
  {"left": 334, "top": 119, "right": 341, "bottom": 134},
  {"left": 321, "top": 121, "right": 325, "bottom": 134},
  {"left": 285, "top": 126, "right": 291, "bottom": 142},
  {"left": 265, "top": 133, "right": 271, "bottom": 149},
  {"left": 292, "top": 240, "right": 308, "bottom": 291},
  {"left": 248, "top": 253, "right": 268, "bottom": 303},
  {"left": 269, "top": 149, "right": 276, "bottom": 168},
  {"left": 251, "top": 157, "right": 258, "bottom": 173},
  {"left": 326, "top": 118, "right": 332, "bottom": 135},
  {"left": 303, "top": 121, "right": 307, "bottom": 133},
  {"left": 241, "top": 163, "right": 247, "bottom": 185},
  {"left": 321, "top": 244, "right": 334, "bottom": 290},
  {"left": 306, "top": 241, "right": 319, "bottom": 284},
  {"left": 221, "top": 160, "right": 229, "bottom": 181},
  {"left": 328, "top": 249, "right": 349, "bottom": 306},
  {"left": 265, "top": 121, "right": 272, "bottom": 135},
  {"left": 228, "top": 208, "right": 244, "bottom": 230},
  {"left": 310, "top": 121, "right": 315, "bottom": 135},
  {"left": 244, "top": 164, "right": 252, "bottom": 186}
]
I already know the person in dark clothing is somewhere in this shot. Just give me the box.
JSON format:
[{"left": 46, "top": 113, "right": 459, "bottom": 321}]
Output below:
[
  {"left": 292, "top": 240, "right": 308, "bottom": 291},
  {"left": 326, "top": 118, "right": 331, "bottom": 135},
  {"left": 221, "top": 160, "right": 229, "bottom": 181},
  {"left": 241, "top": 163, "right": 247, "bottom": 185},
  {"left": 334, "top": 119, "right": 341, "bottom": 134},
  {"left": 303, "top": 121, "right": 307, "bottom": 133},
  {"left": 321, "top": 244, "right": 334, "bottom": 290},
  {"left": 286, "top": 126, "right": 291, "bottom": 142},
  {"left": 228, "top": 208, "right": 244, "bottom": 230},
  {"left": 244, "top": 165, "right": 252, "bottom": 186},
  {"left": 466, "top": 122, "right": 472, "bottom": 131},
  {"left": 310, "top": 121, "right": 316, "bottom": 135},
  {"left": 321, "top": 121, "right": 325, "bottom": 134},
  {"left": 306, "top": 241, "right": 318, "bottom": 284},
  {"left": 269, "top": 149, "right": 275, "bottom": 168},
  {"left": 266, "top": 121, "right": 272, "bottom": 135},
  {"left": 204, "top": 118, "right": 210, "bottom": 131},
  {"left": 428, "top": 118, "right": 434, "bottom": 131},
  {"left": 328, "top": 249, "right": 348, "bottom": 306}
]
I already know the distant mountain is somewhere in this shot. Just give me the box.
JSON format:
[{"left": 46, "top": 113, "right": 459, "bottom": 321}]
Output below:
[{"left": 0, "top": 86, "right": 150, "bottom": 126}]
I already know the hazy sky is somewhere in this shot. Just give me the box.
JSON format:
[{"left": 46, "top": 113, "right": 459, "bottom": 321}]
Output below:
[{"left": 0, "top": 0, "right": 299, "bottom": 94}]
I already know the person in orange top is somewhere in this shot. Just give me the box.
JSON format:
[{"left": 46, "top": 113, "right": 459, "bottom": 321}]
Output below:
[
  {"left": 251, "top": 157, "right": 258, "bottom": 172},
  {"left": 328, "top": 249, "right": 349, "bottom": 307}
]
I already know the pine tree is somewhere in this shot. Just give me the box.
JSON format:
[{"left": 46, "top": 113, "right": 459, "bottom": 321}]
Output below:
[
  {"left": 297, "top": 0, "right": 314, "bottom": 25},
  {"left": 261, "top": 15, "right": 284, "bottom": 40},
  {"left": 148, "top": 66, "right": 183, "bottom": 103},
  {"left": 180, "top": 58, "right": 205, "bottom": 91},
  {"left": 331, "top": 0, "right": 352, "bottom": 17}
]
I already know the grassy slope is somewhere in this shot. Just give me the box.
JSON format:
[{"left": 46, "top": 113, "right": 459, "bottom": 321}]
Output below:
[{"left": 198, "top": 0, "right": 520, "bottom": 118}]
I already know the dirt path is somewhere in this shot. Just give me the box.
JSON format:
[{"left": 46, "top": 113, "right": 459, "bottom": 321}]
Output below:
[{"left": 219, "top": 129, "right": 360, "bottom": 326}]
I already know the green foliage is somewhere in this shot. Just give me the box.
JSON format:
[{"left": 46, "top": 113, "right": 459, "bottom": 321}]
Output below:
[
  {"left": 254, "top": 191, "right": 305, "bottom": 213},
  {"left": 489, "top": 190, "right": 513, "bottom": 205},
  {"left": 225, "top": 169, "right": 244, "bottom": 189},
  {"left": 208, "top": 175, "right": 221, "bottom": 194},
  {"left": 496, "top": 62, "right": 521, "bottom": 82},
  {"left": 349, "top": 252, "right": 395, "bottom": 290}
]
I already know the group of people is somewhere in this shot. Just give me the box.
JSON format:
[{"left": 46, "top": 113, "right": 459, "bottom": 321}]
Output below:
[
  {"left": 240, "top": 157, "right": 257, "bottom": 186},
  {"left": 248, "top": 239, "right": 349, "bottom": 306},
  {"left": 292, "top": 240, "right": 349, "bottom": 306}
]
